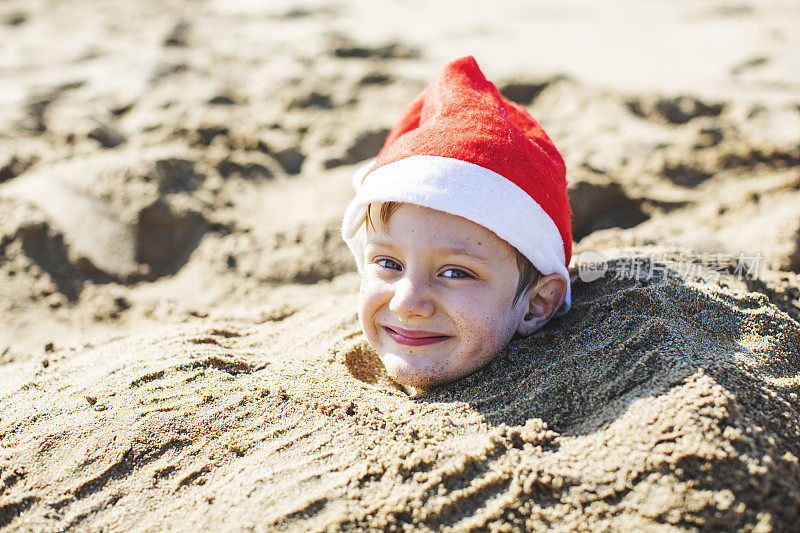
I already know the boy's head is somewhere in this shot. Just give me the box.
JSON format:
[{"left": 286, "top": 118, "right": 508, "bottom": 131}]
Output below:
[
  {"left": 341, "top": 56, "right": 572, "bottom": 389},
  {"left": 358, "top": 202, "right": 567, "bottom": 388}
]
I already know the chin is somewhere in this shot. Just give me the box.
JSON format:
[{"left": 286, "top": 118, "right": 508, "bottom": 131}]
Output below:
[
  {"left": 388, "top": 371, "right": 442, "bottom": 389},
  {"left": 380, "top": 352, "right": 448, "bottom": 388},
  {"left": 381, "top": 351, "right": 488, "bottom": 389}
]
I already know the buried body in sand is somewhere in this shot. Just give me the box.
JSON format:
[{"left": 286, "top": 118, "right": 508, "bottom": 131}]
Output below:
[{"left": 2, "top": 58, "right": 800, "bottom": 531}]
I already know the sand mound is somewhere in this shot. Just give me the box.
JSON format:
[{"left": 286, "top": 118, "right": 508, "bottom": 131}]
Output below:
[{"left": 1, "top": 259, "right": 798, "bottom": 531}]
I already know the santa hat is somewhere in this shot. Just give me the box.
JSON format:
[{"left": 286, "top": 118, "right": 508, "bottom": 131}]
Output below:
[{"left": 341, "top": 56, "right": 572, "bottom": 315}]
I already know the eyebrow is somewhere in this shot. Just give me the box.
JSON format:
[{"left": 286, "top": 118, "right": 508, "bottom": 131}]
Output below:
[
  {"left": 365, "top": 236, "right": 394, "bottom": 247},
  {"left": 365, "top": 238, "right": 492, "bottom": 266},
  {"left": 364, "top": 237, "right": 398, "bottom": 251},
  {"left": 437, "top": 246, "right": 492, "bottom": 266}
]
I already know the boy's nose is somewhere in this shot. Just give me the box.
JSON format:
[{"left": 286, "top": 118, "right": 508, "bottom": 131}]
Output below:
[{"left": 389, "top": 276, "right": 435, "bottom": 319}]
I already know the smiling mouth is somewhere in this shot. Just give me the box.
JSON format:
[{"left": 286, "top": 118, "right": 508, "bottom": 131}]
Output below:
[{"left": 382, "top": 326, "right": 452, "bottom": 347}]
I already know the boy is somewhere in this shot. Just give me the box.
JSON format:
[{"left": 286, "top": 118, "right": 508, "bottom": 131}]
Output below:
[{"left": 341, "top": 56, "right": 572, "bottom": 390}]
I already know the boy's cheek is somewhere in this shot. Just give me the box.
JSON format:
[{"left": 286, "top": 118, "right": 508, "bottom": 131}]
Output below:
[
  {"left": 356, "top": 291, "right": 369, "bottom": 329},
  {"left": 359, "top": 269, "right": 380, "bottom": 291},
  {"left": 357, "top": 276, "right": 373, "bottom": 307},
  {"left": 358, "top": 273, "right": 390, "bottom": 306},
  {"left": 356, "top": 281, "right": 380, "bottom": 341}
]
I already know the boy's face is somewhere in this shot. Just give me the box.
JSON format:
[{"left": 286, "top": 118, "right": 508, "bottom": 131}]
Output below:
[{"left": 358, "top": 203, "right": 529, "bottom": 389}]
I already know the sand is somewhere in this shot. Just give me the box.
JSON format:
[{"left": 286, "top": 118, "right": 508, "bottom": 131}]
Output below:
[{"left": 1, "top": 0, "right": 799, "bottom": 531}]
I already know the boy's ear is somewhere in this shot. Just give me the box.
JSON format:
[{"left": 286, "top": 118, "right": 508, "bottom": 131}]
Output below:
[{"left": 516, "top": 273, "right": 567, "bottom": 337}]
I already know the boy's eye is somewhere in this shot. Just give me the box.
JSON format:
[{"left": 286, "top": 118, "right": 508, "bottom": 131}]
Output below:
[
  {"left": 376, "top": 258, "right": 402, "bottom": 271},
  {"left": 441, "top": 268, "right": 473, "bottom": 279}
]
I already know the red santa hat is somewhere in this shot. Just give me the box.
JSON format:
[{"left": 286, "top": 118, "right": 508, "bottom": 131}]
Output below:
[{"left": 341, "top": 55, "right": 573, "bottom": 315}]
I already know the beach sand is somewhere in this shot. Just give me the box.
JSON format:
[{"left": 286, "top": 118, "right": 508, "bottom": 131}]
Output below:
[{"left": 1, "top": 0, "right": 799, "bottom": 530}]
